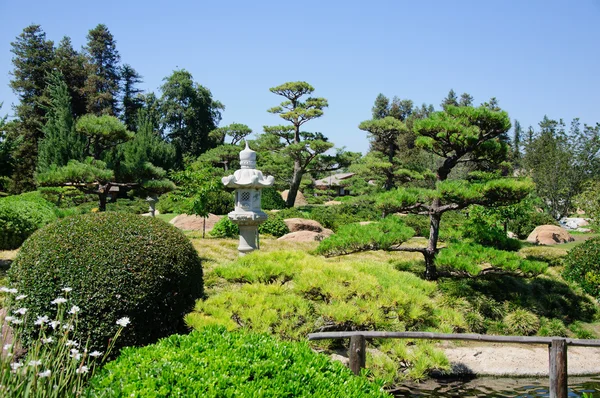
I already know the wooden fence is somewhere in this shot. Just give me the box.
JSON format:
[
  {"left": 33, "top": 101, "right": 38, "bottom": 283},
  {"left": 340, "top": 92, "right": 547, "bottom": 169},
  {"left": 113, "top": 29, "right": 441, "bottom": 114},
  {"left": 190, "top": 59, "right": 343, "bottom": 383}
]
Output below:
[{"left": 308, "top": 331, "right": 600, "bottom": 398}]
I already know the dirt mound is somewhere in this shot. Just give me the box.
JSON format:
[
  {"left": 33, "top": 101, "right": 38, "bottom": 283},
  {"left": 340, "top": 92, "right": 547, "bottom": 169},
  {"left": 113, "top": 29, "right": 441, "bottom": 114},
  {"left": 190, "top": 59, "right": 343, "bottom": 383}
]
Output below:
[
  {"left": 526, "top": 225, "right": 574, "bottom": 245},
  {"left": 277, "top": 230, "right": 332, "bottom": 242},
  {"left": 169, "top": 214, "right": 222, "bottom": 231},
  {"left": 280, "top": 190, "right": 308, "bottom": 207},
  {"left": 284, "top": 218, "right": 325, "bottom": 233}
]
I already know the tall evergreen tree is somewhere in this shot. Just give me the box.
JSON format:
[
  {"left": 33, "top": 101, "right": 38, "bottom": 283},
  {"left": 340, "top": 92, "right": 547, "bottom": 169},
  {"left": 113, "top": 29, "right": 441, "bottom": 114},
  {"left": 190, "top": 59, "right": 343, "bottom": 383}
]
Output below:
[
  {"left": 388, "top": 97, "right": 414, "bottom": 121},
  {"left": 120, "top": 64, "right": 144, "bottom": 131},
  {"left": 372, "top": 93, "right": 390, "bottom": 119},
  {"left": 513, "top": 119, "right": 522, "bottom": 168},
  {"left": 83, "top": 24, "right": 121, "bottom": 116},
  {"left": 159, "top": 69, "right": 224, "bottom": 162},
  {"left": 9, "top": 24, "right": 55, "bottom": 192},
  {"left": 459, "top": 92, "right": 474, "bottom": 107},
  {"left": 54, "top": 36, "right": 87, "bottom": 118},
  {"left": 440, "top": 89, "right": 458, "bottom": 110},
  {"left": 37, "top": 72, "right": 85, "bottom": 171}
]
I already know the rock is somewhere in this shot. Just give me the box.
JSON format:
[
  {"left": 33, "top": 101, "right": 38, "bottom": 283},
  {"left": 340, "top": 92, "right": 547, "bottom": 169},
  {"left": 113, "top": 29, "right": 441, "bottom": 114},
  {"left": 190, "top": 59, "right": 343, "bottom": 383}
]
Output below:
[
  {"left": 526, "top": 225, "right": 574, "bottom": 245},
  {"left": 280, "top": 190, "right": 308, "bottom": 207},
  {"left": 277, "top": 230, "right": 331, "bottom": 242},
  {"left": 324, "top": 200, "right": 342, "bottom": 206},
  {"left": 329, "top": 353, "right": 349, "bottom": 366},
  {"left": 169, "top": 214, "right": 222, "bottom": 231},
  {"left": 284, "top": 218, "right": 325, "bottom": 233},
  {"left": 507, "top": 231, "right": 517, "bottom": 239},
  {"left": 561, "top": 217, "right": 590, "bottom": 230}
]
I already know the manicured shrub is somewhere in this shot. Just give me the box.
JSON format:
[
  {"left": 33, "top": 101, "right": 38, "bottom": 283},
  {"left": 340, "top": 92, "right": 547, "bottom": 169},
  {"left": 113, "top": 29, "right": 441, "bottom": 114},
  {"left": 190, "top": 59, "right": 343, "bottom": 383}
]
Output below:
[
  {"left": 87, "top": 327, "right": 390, "bottom": 397},
  {"left": 503, "top": 309, "right": 540, "bottom": 336},
  {"left": 209, "top": 216, "right": 239, "bottom": 238},
  {"left": 0, "top": 192, "right": 58, "bottom": 250},
  {"left": 258, "top": 213, "right": 289, "bottom": 237},
  {"left": 461, "top": 221, "right": 522, "bottom": 251},
  {"left": 537, "top": 318, "right": 568, "bottom": 337},
  {"left": 261, "top": 187, "right": 287, "bottom": 210},
  {"left": 8, "top": 212, "right": 203, "bottom": 353},
  {"left": 562, "top": 237, "right": 600, "bottom": 299}
]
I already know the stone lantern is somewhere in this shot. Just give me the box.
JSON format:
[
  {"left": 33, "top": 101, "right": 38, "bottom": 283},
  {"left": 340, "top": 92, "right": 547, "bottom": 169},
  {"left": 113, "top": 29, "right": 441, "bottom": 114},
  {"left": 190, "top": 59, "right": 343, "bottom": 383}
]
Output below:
[{"left": 222, "top": 142, "right": 274, "bottom": 255}]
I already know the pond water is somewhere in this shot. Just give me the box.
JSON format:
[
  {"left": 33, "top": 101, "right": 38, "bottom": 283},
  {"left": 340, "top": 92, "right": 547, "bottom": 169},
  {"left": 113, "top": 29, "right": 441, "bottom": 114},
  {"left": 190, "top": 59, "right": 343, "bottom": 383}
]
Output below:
[{"left": 390, "top": 376, "right": 600, "bottom": 397}]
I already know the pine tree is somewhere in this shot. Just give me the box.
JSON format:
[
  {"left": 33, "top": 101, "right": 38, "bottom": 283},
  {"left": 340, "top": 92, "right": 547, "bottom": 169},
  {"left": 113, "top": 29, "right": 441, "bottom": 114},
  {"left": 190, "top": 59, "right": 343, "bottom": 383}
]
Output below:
[
  {"left": 440, "top": 89, "right": 458, "bottom": 110},
  {"left": 54, "top": 36, "right": 87, "bottom": 118},
  {"left": 121, "top": 64, "right": 144, "bottom": 131},
  {"left": 371, "top": 93, "right": 389, "bottom": 119},
  {"left": 9, "top": 24, "right": 55, "bottom": 192},
  {"left": 83, "top": 24, "right": 121, "bottom": 116},
  {"left": 37, "top": 72, "right": 85, "bottom": 171},
  {"left": 513, "top": 119, "right": 522, "bottom": 168},
  {"left": 459, "top": 92, "right": 473, "bottom": 107}
]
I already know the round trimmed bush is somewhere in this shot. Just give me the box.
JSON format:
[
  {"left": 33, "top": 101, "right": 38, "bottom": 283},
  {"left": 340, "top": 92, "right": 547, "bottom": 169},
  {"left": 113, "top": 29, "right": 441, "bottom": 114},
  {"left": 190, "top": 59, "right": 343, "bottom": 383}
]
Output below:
[
  {"left": 9, "top": 212, "right": 203, "bottom": 352},
  {"left": 261, "top": 187, "right": 286, "bottom": 210},
  {"left": 258, "top": 214, "right": 289, "bottom": 237},
  {"left": 0, "top": 192, "right": 58, "bottom": 250},
  {"left": 87, "top": 327, "right": 389, "bottom": 397},
  {"left": 209, "top": 217, "right": 238, "bottom": 238},
  {"left": 562, "top": 237, "right": 600, "bottom": 299}
]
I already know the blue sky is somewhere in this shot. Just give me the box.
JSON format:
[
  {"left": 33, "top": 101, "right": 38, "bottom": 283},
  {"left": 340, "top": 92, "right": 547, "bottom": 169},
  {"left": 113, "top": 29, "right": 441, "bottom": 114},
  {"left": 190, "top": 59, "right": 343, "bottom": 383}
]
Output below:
[{"left": 0, "top": 0, "right": 598, "bottom": 154}]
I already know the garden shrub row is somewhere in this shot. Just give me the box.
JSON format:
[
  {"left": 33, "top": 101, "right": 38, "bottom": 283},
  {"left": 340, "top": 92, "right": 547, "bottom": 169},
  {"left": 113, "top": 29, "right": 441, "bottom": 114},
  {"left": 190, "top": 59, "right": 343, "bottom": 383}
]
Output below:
[
  {"left": 0, "top": 191, "right": 58, "bottom": 250},
  {"left": 88, "top": 326, "right": 390, "bottom": 397}
]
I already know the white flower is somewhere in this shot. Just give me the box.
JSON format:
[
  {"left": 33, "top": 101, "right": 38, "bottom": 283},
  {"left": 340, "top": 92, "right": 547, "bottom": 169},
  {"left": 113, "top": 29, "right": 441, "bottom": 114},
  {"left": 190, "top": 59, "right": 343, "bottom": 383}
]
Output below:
[
  {"left": 70, "top": 349, "right": 81, "bottom": 360},
  {"left": 14, "top": 308, "right": 27, "bottom": 315},
  {"left": 65, "top": 340, "right": 79, "bottom": 347},
  {"left": 51, "top": 297, "right": 67, "bottom": 305},
  {"left": 42, "top": 337, "right": 54, "bottom": 344},
  {"left": 50, "top": 320, "right": 60, "bottom": 330},
  {"left": 3, "top": 344, "right": 12, "bottom": 351},
  {"left": 38, "top": 370, "right": 51, "bottom": 378},
  {"left": 68, "top": 305, "right": 80, "bottom": 315},
  {"left": 116, "top": 317, "right": 130, "bottom": 327},
  {"left": 0, "top": 287, "right": 9, "bottom": 293},
  {"left": 62, "top": 324, "right": 74, "bottom": 331},
  {"left": 10, "top": 362, "right": 23, "bottom": 371},
  {"left": 89, "top": 350, "right": 103, "bottom": 358},
  {"left": 34, "top": 315, "right": 49, "bottom": 326},
  {"left": 10, "top": 318, "right": 23, "bottom": 325},
  {"left": 75, "top": 366, "right": 89, "bottom": 374},
  {"left": 15, "top": 295, "right": 27, "bottom": 301},
  {"left": 62, "top": 287, "right": 73, "bottom": 293},
  {"left": 4, "top": 316, "right": 14, "bottom": 322},
  {"left": 28, "top": 360, "right": 42, "bottom": 367},
  {"left": 1, "top": 287, "right": 18, "bottom": 294}
]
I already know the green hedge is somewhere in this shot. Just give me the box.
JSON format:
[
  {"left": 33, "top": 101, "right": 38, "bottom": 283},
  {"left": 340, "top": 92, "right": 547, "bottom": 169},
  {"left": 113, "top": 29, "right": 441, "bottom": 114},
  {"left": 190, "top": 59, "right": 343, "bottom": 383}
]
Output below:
[
  {"left": 0, "top": 192, "right": 58, "bottom": 250},
  {"left": 88, "top": 327, "right": 389, "bottom": 397},
  {"left": 563, "top": 237, "right": 600, "bottom": 299},
  {"left": 9, "top": 212, "right": 203, "bottom": 353}
]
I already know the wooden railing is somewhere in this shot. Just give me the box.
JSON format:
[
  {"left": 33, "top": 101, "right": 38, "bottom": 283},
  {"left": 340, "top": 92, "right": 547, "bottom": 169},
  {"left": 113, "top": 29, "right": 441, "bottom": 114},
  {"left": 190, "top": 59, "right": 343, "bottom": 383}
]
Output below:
[{"left": 308, "top": 331, "right": 600, "bottom": 398}]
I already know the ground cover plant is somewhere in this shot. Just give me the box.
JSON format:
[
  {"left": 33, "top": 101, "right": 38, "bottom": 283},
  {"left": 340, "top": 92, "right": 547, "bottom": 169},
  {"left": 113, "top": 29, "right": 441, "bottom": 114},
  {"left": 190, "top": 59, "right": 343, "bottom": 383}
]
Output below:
[
  {"left": 563, "top": 237, "right": 600, "bottom": 300},
  {"left": 87, "top": 326, "right": 390, "bottom": 397},
  {"left": 8, "top": 212, "right": 204, "bottom": 353}
]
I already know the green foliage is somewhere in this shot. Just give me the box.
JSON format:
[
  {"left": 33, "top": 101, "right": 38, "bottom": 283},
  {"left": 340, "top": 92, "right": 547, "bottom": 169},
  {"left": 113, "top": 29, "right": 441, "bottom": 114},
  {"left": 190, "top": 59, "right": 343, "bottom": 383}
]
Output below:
[
  {"left": 258, "top": 214, "right": 289, "bottom": 237},
  {"left": 9, "top": 212, "right": 203, "bottom": 353},
  {"left": 315, "top": 216, "right": 415, "bottom": 257},
  {"left": 76, "top": 114, "right": 133, "bottom": 158},
  {"left": 402, "top": 215, "right": 430, "bottom": 237},
  {"left": 87, "top": 327, "right": 389, "bottom": 398},
  {"left": 569, "top": 322, "right": 597, "bottom": 339},
  {"left": 75, "top": 198, "right": 149, "bottom": 215},
  {"left": 170, "top": 167, "right": 233, "bottom": 217},
  {"left": 562, "top": 237, "right": 600, "bottom": 299},
  {"left": 435, "top": 243, "right": 547, "bottom": 276},
  {"left": 575, "top": 179, "right": 600, "bottom": 226},
  {"left": 508, "top": 210, "right": 558, "bottom": 239},
  {"left": 461, "top": 218, "right": 522, "bottom": 251},
  {"left": 306, "top": 197, "right": 381, "bottom": 231},
  {"left": 36, "top": 157, "right": 114, "bottom": 186},
  {"left": 0, "top": 192, "right": 58, "bottom": 250},
  {"left": 519, "top": 246, "right": 567, "bottom": 267},
  {"left": 38, "top": 186, "right": 95, "bottom": 208},
  {"left": 209, "top": 217, "right": 238, "bottom": 238},
  {"left": 261, "top": 187, "right": 286, "bottom": 210},
  {"left": 503, "top": 309, "right": 540, "bottom": 336},
  {"left": 537, "top": 318, "right": 568, "bottom": 337}
]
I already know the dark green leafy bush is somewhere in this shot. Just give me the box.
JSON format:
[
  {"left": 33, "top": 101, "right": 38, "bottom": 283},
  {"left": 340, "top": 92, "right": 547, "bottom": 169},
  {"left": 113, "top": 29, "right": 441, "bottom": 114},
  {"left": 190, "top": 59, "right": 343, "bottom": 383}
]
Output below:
[
  {"left": 209, "top": 216, "right": 239, "bottom": 238},
  {"left": 261, "top": 187, "right": 287, "bottom": 210},
  {"left": 258, "top": 213, "right": 289, "bottom": 237},
  {"left": 461, "top": 221, "right": 522, "bottom": 251},
  {"left": 0, "top": 192, "right": 58, "bottom": 250},
  {"left": 9, "top": 212, "right": 203, "bottom": 353},
  {"left": 88, "top": 327, "right": 389, "bottom": 397},
  {"left": 537, "top": 318, "right": 568, "bottom": 337},
  {"left": 562, "top": 237, "right": 600, "bottom": 299},
  {"left": 307, "top": 198, "right": 380, "bottom": 231},
  {"left": 75, "top": 197, "right": 149, "bottom": 214},
  {"left": 508, "top": 211, "right": 558, "bottom": 239},
  {"left": 402, "top": 214, "right": 429, "bottom": 238}
]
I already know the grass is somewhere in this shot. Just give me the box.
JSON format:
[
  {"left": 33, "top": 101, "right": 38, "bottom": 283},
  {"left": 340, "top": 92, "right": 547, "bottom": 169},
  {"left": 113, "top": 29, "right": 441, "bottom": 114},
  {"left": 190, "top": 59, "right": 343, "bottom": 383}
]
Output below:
[{"left": 155, "top": 212, "right": 178, "bottom": 223}]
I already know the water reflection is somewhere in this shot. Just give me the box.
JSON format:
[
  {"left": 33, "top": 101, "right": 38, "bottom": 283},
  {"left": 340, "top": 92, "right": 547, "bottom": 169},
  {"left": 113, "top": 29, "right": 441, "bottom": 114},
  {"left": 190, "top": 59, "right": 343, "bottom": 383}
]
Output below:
[{"left": 390, "top": 376, "right": 600, "bottom": 397}]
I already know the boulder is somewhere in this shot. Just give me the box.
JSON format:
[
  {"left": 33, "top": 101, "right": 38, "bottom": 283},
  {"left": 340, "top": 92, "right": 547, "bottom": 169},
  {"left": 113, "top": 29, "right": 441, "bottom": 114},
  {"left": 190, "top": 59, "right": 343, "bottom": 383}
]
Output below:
[
  {"left": 169, "top": 213, "right": 222, "bottom": 231},
  {"left": 284, "top": 218, "right": 325, "bottom": 233},
  {"left": 526, "top": 225, "right": 575, "bottom": 245},
  {"left": 280, "top": 190, "right": 308, "bottom": 207},
  {"left": 277, "top": 230, "right": 331, "bottom": 242}
]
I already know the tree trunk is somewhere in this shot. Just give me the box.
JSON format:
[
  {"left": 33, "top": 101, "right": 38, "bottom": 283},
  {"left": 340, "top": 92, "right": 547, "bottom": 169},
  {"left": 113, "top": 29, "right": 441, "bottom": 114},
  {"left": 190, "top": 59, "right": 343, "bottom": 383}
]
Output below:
[
  {"left": 424, "top": 205, "right": 441, "bottom": 281},
  {"left": 286, "top": 161, "right": 303, "bottom": 208},
  {"left": 98, "top": 191, "right": 108, "bottom": 212}
]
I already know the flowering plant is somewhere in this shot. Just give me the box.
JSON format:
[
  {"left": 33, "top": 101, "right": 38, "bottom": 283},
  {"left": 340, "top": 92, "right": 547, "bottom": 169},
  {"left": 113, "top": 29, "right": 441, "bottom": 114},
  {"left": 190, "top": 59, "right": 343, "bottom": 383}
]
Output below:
[{"left": 0, "top": 286, "right": 129, "bottom": 397}]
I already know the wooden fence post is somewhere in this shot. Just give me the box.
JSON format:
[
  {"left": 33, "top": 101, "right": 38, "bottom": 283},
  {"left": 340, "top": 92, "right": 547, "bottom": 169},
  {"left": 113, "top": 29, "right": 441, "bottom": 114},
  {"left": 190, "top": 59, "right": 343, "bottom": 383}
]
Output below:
[
  {"left": 549, "top": 339, "right": 567, "bottom": 398},
  {"left": 349, "top": 334, "right": 366, "bottom": 375}
]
